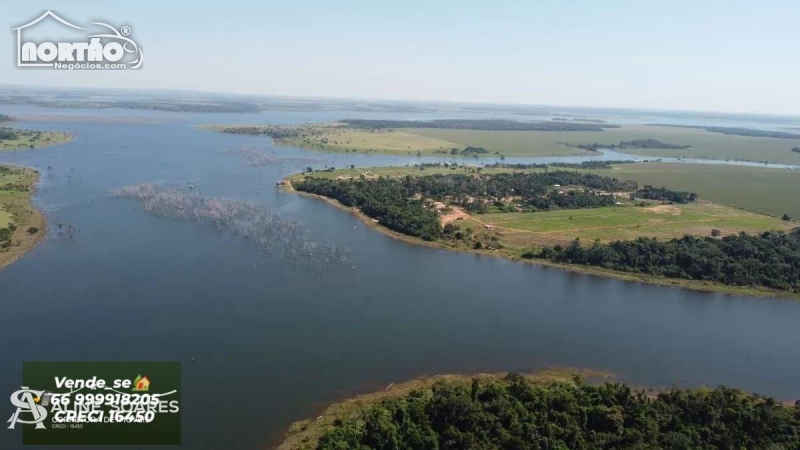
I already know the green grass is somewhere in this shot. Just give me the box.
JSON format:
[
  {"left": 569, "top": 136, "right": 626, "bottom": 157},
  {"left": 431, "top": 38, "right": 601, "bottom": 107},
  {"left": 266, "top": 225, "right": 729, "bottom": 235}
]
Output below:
[
  {"left": 0, "top": 207, "right": 11, "bottom": 227},
  {"left": 0, "top": 130, "right": 72, "bottom": 152},
  {"left": 0, "top": 165, "right": 45, "bottom": 270},
  {"left": 280, "top": 128, "right": 464, "bottom": 155},
  {"left": 409, "top": 125, "right": 800, "bottom": 163},
  {"left": 482, "top": 202, "right": 793, "bottom": 248},
  {"left": 608, "top": 163, "right": 800, "bottom": 220}
]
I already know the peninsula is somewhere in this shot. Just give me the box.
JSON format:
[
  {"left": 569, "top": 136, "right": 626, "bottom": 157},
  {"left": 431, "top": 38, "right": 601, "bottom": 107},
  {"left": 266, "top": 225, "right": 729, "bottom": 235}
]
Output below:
[
  {"left": 0, "top": 166, "right": 45, "bottom": 269},
  {"left": 284, "top": 162, "right": 799, "bottom": 298},
  {"left": 278, "top": 368, "right": 800, "bottom": 450}
]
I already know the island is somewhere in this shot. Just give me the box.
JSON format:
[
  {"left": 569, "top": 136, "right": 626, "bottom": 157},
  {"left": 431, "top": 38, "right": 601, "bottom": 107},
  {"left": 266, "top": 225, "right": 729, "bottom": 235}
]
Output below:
[
  {"left": 284, "top": 163, "right": 798, "bottom": 298},
  {"left": 277, "top": 369, "right": 800, "bottom": 449},
  {"left": 0, "top": 166, "right": 45, "bottom": 269}
]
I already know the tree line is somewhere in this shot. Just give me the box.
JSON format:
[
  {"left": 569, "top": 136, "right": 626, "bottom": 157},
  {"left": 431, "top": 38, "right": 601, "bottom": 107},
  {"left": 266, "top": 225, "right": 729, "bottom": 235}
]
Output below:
[
  {"left": 560, "top": 139, "right": 690, "bottom": 151},
  {"left": 648, "top": 124, "right": 800, "bottom": 140},
  {"left": 339, "top": 118, "right": 619, "bottom": 132},
  {"left": 633, "top": 185, "right": 697, "bottom": 203},
  {"left": 315, "top": 373, "right": 800, "bottom": 450},
  {"left": 526, "top": 230, "right": 800, "bottom": 293}
]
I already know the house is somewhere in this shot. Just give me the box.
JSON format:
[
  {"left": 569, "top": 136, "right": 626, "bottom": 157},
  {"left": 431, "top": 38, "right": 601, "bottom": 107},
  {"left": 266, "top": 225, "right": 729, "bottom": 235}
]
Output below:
[
  {"left": 133, "top": 375, "right": 151, "bottom": 392},
  {"left": 12, "top": 11, "right": 84, "bottom": 68}
]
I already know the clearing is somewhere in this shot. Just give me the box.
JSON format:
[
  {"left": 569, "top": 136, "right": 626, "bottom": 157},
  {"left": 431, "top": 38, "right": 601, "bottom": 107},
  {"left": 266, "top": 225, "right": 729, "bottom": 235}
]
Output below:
[{"left": 467, "top": 201, "right": 794, "bottom": 250}]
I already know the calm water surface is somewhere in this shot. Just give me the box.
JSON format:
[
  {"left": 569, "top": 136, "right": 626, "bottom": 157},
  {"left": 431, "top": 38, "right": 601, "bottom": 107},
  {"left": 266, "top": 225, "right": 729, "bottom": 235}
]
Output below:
[{"left": 1, "top": 107, "right": 799, "bottom": 449}]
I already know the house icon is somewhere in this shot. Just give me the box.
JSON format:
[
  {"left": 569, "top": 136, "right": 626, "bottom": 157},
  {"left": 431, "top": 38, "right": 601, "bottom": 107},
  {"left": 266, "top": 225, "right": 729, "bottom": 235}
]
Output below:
[
  {"left": 132, "top": 374, "right": 151, "bottom": 392},
  {"left": 11, "top": 11, "right": 84, "bottom": 67}
]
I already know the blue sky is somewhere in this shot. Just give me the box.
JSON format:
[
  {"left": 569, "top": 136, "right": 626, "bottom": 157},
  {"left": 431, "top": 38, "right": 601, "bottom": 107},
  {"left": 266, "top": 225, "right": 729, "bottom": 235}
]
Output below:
[{"left": 2, "top": 0, "right": 799, "bottom": 115}]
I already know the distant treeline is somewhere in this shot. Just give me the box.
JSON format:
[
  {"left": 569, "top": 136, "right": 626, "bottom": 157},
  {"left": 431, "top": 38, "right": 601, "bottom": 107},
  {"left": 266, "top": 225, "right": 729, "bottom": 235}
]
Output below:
[
  {"left": 0, "top": 97, "right": 260, "bottom": 113},
  {"left": 314, "top": 373, "right": 800, "bottom": 450},
  {"left": 339, "top": 118, "right": 619, "bottom": 132},
  {"left": 212, "top": 125, "right": 297, "bottom": 138},
  {"left": 526, "top": 230, "right": 800, "bottom": 293},
  {"left": 634, "top": 185, "right": 697, "bottom": 204},
  {"left": 792, "top": 147, "right": 800, "bottom": 153},
  {"left": 561, "top": 139, "right": 690, "bottom": 151},
  {"left": 648, "top": 124, "right": 800, "bottom": 139},
  {"left": 0, "top": 114, "right": 12, "bottom": 123},
  {"left": 484, "top": 160, "right": 638, "bottom": 170},
  {"left": 552, "top": 117, "right": 606, "bottom": 123}
]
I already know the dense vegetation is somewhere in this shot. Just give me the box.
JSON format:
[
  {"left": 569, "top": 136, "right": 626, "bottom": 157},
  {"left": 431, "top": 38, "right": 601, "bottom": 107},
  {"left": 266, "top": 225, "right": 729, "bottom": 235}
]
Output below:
[
  {"left": 792, "top": 147, "right": 800, "bottom": 153},
  {"left": 527, "top": 230, "right": 800, "bottom": 293},
  {"left": 339, "top": 119, "right": 619, "bottom": 132},
  {"left": 0, "top": 127, "right": 19, "bottom": 140},
  {"left": 295, "top": 177, "right": 443, "bottom": 241},
  {"left": 633, "top": 185, "right": 697, "bottom": 204},
  {"left": 0, "top": 224, "right": 15, "bottom": 249},
  {"left": 649, "top": 124, "right": 800, "bottom": 139},
  {"left": 294, "top": 172, "right": 644, "bottom": 240},
  {"left": 0, "top": 114, "right": 12, "bottom": 123},
  {"left": 561, "top": 139, "right": 690, "bottom": 151},
  {"left": 314, "top": 373, "right": 800, "bottom": 450},
  {"left": 484, "top": 161, "right": 637, "bottom": 170},
  {"left": 456, "top": 146, "right": 489, "bottom": 155}
]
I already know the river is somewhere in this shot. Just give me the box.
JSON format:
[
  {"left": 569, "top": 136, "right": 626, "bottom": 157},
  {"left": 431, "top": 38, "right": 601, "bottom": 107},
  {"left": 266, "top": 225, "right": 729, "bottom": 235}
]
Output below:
[{"left": 1, "top": 106, "right": 799, "bottom": 450}]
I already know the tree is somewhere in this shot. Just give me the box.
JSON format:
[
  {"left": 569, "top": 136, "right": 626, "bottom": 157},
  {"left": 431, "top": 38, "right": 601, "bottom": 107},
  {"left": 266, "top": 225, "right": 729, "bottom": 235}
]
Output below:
[
  {"left": 782, "top": 214, "right": 792, "bottom": 221},
  {"left": 350, "top": 164, "right": 355, "bottom": 169}
]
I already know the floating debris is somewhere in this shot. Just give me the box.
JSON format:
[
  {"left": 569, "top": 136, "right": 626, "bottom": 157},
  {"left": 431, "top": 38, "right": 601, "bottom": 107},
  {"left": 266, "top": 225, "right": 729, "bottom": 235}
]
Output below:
[{"left": 112, "top": 183, "right": 351, "bottom": 269}]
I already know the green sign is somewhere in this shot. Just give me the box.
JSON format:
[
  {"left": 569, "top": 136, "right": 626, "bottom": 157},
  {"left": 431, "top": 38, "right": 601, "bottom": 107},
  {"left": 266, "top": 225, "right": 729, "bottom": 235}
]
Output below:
[{"left": 9, "top": 361, "right": 181, "bottom": 445}]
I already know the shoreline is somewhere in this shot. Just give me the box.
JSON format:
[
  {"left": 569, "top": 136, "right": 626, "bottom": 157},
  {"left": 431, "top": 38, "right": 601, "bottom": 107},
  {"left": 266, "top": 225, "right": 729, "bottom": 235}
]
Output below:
[
  {"left": 282, "top": 179, "right": 800, "bottom": 301},
  {"left": 0, "top": 130, "right": 73, "bottom": 153},
  {"left": 274, "top": 366, "right": 796, "bottom": 449},
  {"left": 275, "top": 367, "right": 613, "bottom": 450},
  {"left": 0, "top": 166, "right": 46, "bottom": 270}
]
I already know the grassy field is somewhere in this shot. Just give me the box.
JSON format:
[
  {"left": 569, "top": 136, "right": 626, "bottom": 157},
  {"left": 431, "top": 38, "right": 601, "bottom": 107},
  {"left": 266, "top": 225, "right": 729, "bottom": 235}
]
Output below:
[
  {"left": 0, "top": 129, "right": 72, "bottom": 152},
  {"left": 279, "top": 128, "right": 463, "bottom": 155},
  {"left": 608, "top": 163, "right": 800, "bottom": 220},
  {"left": 410, "top": 125, "right": 800, "bottom": 163},
  {"left": 0, "top": 166, "right": 45, "bottom": 270},
  {"left": 476, "top": 201, "right": 793, "bottom": 249}
]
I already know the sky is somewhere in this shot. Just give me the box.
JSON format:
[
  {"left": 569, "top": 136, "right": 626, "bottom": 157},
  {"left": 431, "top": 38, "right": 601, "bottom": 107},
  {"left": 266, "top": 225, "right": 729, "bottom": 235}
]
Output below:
[{"left": 2, "top": 0, "right": 799, "bottom": 115}]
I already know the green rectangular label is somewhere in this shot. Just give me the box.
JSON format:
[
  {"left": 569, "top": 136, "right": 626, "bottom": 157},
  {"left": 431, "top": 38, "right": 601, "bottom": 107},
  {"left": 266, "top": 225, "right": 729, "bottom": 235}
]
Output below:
[{"left": 13, "top": 361, "right": 181, "bottom": 445}]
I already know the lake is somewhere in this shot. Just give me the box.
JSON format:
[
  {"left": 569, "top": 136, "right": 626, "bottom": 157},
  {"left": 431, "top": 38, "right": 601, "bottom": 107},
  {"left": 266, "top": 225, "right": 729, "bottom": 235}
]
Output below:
[{"left": 1, "top": 106, "right": 799, "bottom": 450}]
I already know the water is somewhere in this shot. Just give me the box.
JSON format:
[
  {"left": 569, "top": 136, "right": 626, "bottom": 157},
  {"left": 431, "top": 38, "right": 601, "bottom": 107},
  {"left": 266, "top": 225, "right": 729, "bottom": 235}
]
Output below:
[{"left": 1, "top": 107, "right": 800, "bottom": 450}]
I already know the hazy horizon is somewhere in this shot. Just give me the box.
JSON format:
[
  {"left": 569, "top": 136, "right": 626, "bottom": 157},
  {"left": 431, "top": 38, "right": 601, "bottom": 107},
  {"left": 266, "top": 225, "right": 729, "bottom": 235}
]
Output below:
[{"left": 3, "top": 1, "right": 800, "bottom": 116}]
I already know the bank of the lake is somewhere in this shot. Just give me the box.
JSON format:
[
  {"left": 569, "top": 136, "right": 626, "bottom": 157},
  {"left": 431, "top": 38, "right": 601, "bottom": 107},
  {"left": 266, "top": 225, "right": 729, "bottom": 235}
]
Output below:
[
  {"left": 0, "top": 127, "right": 73, "bottom": 152},
  {"left": 283, "top": 177, "right": 800, "bottom": 300},
  {"left": 277, "top": 368, "right": 612, "bottom": 450},
  {"left": 0, "top": 165, "right": 45, "bottom": 270},
  {"left": 278, "top": 367, "right": 799, "bottom": 450}
]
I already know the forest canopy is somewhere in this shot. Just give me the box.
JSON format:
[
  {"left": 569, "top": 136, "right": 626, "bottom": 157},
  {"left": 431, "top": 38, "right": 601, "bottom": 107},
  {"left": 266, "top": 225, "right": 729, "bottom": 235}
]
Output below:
[
  {"left": 527, "top": 230, "right": 800, "bottom": 293},
  {"left": 313, "top": 373, "right": 800, "bottom": 450}
]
